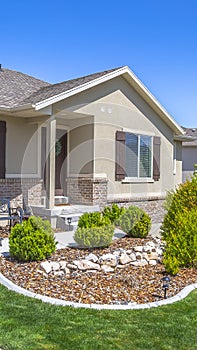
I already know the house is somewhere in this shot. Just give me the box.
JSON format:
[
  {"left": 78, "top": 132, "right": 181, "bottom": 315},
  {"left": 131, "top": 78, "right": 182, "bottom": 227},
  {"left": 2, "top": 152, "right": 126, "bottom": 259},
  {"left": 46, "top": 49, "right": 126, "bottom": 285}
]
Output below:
[
  {"left": 0, "top": 65, "right": 191, "bottom": 225},
  {"left": 182, "top": 127, "right": 197, "bottom": 181}
]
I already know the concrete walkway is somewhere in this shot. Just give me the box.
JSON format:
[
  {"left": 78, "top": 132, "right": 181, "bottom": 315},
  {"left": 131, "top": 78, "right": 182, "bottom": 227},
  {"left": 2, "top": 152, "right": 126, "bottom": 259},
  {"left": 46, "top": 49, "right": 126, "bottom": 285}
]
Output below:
[{"left": 0, "top": 223, "right": 161, "bottom": 256}]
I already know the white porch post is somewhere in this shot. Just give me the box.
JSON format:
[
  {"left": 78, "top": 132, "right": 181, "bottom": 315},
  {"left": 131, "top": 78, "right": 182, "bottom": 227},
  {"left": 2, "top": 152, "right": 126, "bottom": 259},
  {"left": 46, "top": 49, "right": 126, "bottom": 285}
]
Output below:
[{"left": 46, "top": 117, "right": 56, "bottom": 209}]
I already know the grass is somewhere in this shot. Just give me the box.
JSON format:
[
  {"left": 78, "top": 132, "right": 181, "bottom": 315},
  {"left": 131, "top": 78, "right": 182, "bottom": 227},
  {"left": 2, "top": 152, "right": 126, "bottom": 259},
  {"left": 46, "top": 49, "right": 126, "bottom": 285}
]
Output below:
[{"left": 0, "top": 284, "right": 197, "bottom": 350}]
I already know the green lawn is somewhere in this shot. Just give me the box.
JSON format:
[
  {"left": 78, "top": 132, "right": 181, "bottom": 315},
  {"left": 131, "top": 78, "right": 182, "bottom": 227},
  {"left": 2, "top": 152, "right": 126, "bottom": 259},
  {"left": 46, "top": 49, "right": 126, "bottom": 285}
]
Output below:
[{"left": 0, "top": 284, "right": 197, "bottom": 350}]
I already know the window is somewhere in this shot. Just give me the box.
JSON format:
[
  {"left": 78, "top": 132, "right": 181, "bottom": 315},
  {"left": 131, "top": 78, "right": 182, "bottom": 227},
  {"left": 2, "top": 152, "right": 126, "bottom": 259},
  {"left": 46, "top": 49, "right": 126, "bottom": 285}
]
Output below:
[
  {"left": 115, "top": 131, "right": 160, "bottom": 182},
  {"left": 125, "top": 133, "right": 152, "bottom": 178}
]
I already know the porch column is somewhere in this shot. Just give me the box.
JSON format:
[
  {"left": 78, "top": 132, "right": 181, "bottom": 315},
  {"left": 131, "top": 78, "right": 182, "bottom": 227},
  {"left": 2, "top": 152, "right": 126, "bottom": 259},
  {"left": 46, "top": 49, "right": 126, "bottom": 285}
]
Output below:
[{"left": 46, "top": 117, "right": 56, "bottom": 209}]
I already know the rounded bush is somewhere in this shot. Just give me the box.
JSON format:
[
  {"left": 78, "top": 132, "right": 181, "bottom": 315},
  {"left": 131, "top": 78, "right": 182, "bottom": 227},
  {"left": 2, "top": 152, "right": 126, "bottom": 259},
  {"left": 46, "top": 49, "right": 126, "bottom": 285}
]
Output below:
[
  {"left": 74, "top": 225, "right": 114, "bottom": 248},
  {"left": 77, "top": 211, "right": 111, "bottom": 229},
  {"left": 9, "top": 216, "right": 56, "bottom": 262},
  {"left": 117, "top": 206, "right": 151, "bottom": 238},
  {"left": 102, "top": 204, "right": 125, "bottom": 224}
]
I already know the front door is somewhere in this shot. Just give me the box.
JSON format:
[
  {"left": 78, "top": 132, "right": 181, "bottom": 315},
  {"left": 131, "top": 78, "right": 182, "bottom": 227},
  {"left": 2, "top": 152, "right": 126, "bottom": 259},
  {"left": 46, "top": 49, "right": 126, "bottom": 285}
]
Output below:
[{"left": 41, "top": 128, "right": 67, "bottom": 196}]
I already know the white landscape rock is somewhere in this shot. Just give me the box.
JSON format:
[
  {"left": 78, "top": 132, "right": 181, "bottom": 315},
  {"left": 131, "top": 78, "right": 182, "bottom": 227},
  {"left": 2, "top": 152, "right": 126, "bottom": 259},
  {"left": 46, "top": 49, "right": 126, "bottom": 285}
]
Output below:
[
  {"left": 67, "top": 263, "right": 78, "bottom": 270},
  {"left": 148, "top": 252, "right": 158, "bottom": 261},
  {"left": 99, "top": 253, "right": 117, "bottom": 267},
  {"left": 136, "top": 252, "right": 142, "bottom": 260},
  {"left": 128, "top": 253, "right": 137, "bottom": 261},
  {"left": 64, "top": 267, "right": 71, "bottom": 275},
  {"left": 39, "top": 239, "right": 164, "bottom": 275},
  {"left": 149, "top": 259, "right": 157, "bottom": 266},
  {"left": 59, "top": 261, "right": 67, "bottom": 270},
  {"left": 101, "top": 265, "right": 114, "bottom": 273},
  {"left": 85, "top": 253, "right": 98, "bottom": 263},
  {"left": 50, "top": 262, "right": 60, "bottom": 271},
  {"left": 143, "top": 246, "right": 152, "bottom": 254},
  {"left": 73, "top": 259, "right": 100, "bottom": 271},
  {"left": 133, "top": 246, "right": 143, "bottom": 252},
  {"left": 40, "top": 261, "right": 52, "bottom": 274},
  {"left": 119, "top": 253, "right": 132, "bottom": 265}
]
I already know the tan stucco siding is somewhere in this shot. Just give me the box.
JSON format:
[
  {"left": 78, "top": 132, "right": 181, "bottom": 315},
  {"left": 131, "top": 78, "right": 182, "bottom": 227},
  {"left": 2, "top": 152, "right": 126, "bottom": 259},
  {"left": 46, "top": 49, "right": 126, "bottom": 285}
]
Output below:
[
  {"left": 182, "top": 147, "right": 197, "bottom": 171},
  {"left": 182, "top": 146, "right": 197, "bottom": 181},
  {"left": 53, "top": 76, "right": 182, "bottom": 198},
  {"left": 0, "top": 116, "right": 39, "bottom": 176},
  {"left": 69, "top": 122, "right": 94, "bottom": 175}
]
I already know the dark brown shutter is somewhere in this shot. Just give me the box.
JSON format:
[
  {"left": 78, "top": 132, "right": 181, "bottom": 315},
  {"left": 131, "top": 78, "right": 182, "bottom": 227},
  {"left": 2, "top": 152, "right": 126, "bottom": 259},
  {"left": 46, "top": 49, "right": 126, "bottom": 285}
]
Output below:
[
  {"left": 115, "top": 131, "right": 126, "bottom": 181},
  {"left": 0, "top": 121, "right": 6, "bottom": 179},
  {"left": 153, "top": 136, "right": 161, "bottom": 181}
]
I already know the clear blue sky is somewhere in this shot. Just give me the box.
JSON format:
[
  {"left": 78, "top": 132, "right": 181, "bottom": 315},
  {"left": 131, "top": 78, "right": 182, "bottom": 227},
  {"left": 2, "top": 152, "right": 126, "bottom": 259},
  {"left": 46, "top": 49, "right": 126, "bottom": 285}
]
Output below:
[{"left": 1, "top": 0, "right": 197, "bottom": 127}]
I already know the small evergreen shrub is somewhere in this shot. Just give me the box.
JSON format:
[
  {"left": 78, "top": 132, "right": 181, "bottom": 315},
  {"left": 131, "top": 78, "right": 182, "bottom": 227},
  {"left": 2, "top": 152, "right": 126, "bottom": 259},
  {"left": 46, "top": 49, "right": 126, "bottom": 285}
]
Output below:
[
  {"left": 117, "top": 206, "right": 151, "bottom": 238},
  {"left": 162, "top": 209, "right": 197, "bottom": 274},
  {"left": 161, "top": 169, "right": 197, "bottom": 274},
  {"left": 9, "top": 216, "right": 56, "bottom": 262},
  {"left": 102, "top": 204, "right": 125, "bottom": 224},
  {"left": 74, "top": 224, "right": 114, "bottom": 248},
  {"left": 77, "top": 211, "right": 111, "bottom": 228}
]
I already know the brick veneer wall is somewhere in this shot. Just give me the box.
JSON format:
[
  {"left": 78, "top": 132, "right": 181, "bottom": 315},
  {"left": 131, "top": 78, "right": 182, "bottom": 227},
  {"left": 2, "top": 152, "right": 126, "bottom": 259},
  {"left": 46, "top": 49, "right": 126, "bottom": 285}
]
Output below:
[
  {"left": 66, "top": 177, "right": 165, "bottom": 222},
  {"left": 0, "top": 178, "right": 43, "bottom": 207},
  {"left": 107, "top": 197, "right": 166, "bottom": 223},
  {"left": 66, "top": 177, "right": 108, "bottom": 208}
]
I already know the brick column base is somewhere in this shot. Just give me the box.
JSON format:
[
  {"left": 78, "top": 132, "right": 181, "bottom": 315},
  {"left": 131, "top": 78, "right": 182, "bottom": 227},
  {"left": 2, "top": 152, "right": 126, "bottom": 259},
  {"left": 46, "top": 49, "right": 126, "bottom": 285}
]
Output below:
[{"left": 66, "top": 177, "right": 108, "bottom": 208}]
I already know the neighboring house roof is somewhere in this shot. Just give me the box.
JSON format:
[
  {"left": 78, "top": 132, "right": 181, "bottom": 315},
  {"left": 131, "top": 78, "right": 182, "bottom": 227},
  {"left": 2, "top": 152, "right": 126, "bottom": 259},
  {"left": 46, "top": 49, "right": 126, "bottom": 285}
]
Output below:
[
  {"left": 0, "top": 65, "right": 184, "bottom": 135},
  {"left": 182, "top": 127, "right": 197, "bottom": 146},
  {"left": 0, "top": 68, "right": 50, "bottom": 108}
]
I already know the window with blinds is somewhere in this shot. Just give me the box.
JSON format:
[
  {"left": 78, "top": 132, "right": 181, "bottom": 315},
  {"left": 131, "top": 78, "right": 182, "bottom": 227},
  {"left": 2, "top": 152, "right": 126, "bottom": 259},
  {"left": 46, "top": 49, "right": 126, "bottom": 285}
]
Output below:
[{"left": 125, "top": 133, "right": 152, "bottom": 178}]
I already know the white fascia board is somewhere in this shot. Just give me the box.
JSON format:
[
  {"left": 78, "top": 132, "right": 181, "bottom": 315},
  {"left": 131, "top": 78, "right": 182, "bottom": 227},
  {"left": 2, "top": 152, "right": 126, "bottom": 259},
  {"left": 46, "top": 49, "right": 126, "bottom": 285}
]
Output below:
[
  {"left": 33, "top": 65, "right": 183, "bottom": 135},
  {"left": 34, "top": 66, "right": 129, "bottom": 111}
]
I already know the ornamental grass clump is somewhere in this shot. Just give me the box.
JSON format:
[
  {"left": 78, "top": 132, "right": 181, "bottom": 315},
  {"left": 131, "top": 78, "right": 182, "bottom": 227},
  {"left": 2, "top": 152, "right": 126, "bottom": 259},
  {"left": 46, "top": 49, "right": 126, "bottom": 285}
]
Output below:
[
  {"left": 161, "top": 167, "right": 197, "bottom": 274},
  {"left": 9, "top": 216, "right": 56, "bottom": 262},
  {"left": 117, "top": 205, "right": 151, "bottom": 238}
]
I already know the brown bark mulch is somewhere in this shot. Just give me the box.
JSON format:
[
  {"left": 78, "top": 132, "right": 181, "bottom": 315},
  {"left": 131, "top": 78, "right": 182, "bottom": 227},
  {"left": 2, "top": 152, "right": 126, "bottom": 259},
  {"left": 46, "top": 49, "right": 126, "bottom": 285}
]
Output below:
[{"left": 0, "top": 229, "right": 197, "bottom": 305}]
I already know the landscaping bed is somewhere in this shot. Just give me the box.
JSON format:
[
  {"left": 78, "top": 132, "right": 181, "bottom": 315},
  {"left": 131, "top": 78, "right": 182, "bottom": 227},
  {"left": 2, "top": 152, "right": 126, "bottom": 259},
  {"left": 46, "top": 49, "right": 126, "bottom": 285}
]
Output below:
[{"left": 0, "top": 231, "right": 197, "bottom": 305}]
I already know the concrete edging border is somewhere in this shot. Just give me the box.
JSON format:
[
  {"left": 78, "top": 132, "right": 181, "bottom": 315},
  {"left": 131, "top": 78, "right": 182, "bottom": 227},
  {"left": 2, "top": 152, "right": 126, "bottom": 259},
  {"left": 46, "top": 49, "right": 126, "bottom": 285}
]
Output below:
[{"left": 0, "top": 272, "right": 197, "bottom": 310}]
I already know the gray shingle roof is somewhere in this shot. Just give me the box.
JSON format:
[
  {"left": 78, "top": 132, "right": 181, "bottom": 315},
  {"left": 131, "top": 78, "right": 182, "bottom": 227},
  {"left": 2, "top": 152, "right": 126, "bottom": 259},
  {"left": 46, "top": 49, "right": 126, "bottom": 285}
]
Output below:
[
  {"left": 0, "top": 68, "right": 50, "bottom": 108},
  {"left": 183, "top": 127, "right": 197, "bottom": 146},
  {"left": 0, "top": 66, "right": 123, "bottom": 108},
  {"left": 22, "top": 67, "right": 122, "bottom": 105}
]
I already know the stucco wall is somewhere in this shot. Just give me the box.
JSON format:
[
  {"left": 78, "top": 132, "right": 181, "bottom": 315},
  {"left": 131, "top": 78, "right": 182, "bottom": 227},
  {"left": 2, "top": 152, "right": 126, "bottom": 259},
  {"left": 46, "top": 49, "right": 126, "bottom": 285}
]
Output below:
[
  {"left": 57, "top": 76, "right": 182, "bottom": 199},
  {"left": 182, "top": 146, "right": 197, "bottom": 181},
  {"left": 68, "top": 120, "right": 94, "bottom": 175},
  {"left": 0, "top": 116, "right": 39, "bottom": 177}
]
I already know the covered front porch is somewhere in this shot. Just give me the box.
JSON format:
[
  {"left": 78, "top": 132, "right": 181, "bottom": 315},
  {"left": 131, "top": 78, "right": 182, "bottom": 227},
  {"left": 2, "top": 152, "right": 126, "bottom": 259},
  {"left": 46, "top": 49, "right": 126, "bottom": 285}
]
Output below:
[{"left": 30, "top": 108, "right": 107, "bottom": 228}]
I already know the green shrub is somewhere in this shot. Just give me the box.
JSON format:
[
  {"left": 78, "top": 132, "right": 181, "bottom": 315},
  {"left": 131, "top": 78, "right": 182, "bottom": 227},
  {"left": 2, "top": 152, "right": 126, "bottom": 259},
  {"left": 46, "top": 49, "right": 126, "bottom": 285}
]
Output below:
[
  {"left": 77, "top": 211, "right": 111, "bottom": 229},
  {"left": 102, "top": 204, "right": 125, "bottom": 224},
  {"left": 74, "top": 225, "right": 114, "bottom": 248},
  {"left": 117, "top": 206, "right": 151, "bottom": 238},
  {"left": 9, "top": 216, "right": 56, "bottom": 262},
  {"left": 161, "top": 169, "right": 197, "bottom": 274},
  {"left": 162, "top": 209, "right": 197, "bottom": 274}
]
